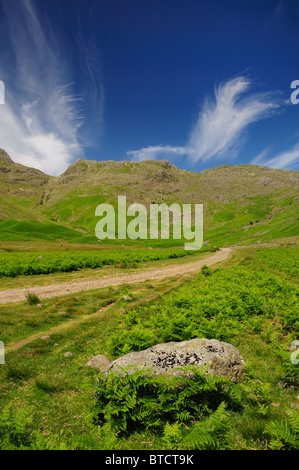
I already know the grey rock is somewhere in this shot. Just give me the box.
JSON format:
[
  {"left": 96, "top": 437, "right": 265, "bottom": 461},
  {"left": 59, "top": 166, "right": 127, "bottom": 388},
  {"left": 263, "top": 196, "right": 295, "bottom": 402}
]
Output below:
[
  {"left": 63, "top": 351, "right": 73, "bottom": 357},
  {"left": 85, "top": 354, "right": 111, "bottom": 370},
  {"left": 102, "top": 338, "right": 245, "bottom": 382}
]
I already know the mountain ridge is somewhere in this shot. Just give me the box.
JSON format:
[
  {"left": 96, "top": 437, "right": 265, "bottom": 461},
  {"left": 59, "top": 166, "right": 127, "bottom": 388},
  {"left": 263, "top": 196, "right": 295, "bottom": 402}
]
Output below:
[{"left": 0, "top": 149, "right": 298, "bottom": 246}]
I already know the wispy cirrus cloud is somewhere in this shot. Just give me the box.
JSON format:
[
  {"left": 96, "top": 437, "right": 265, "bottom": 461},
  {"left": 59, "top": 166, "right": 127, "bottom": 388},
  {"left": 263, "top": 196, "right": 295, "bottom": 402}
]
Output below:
[
  {"left": 187, "top": 76, "right": 278, "bottom": 163},
  {"left": 127, "top": 145, "right": 188, "bottom": 162},
  {"left": 0, "top": 0, "right": 103, "bottom": 175},
  {"left": 127, "top": 76, "right": 279, "bottom": 166},
  {"left": 251, "top": 144, "right": 299, "bottom": 170}
]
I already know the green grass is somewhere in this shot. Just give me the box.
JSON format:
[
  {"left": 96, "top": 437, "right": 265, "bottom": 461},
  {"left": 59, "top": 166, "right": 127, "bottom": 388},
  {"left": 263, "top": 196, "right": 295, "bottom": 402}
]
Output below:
[
  {"left": 0, "top": 190, "right": 297, "bottom": 247},
  {"left": 256, "top": 246, "right": 299, "bottom": 277},
  {"left": 0, "top": 245, "right": 298, "bottom": 450},
  {"left": 0, "top": 219, "right": 84, "bottom": 242},
  {"left": 0, "top": 287, "right": 122, "bottom": 346}
]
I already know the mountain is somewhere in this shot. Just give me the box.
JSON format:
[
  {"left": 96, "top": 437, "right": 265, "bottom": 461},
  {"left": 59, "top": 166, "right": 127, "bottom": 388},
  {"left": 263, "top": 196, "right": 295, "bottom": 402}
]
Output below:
[{"left": 0, "top": 149, "right": 298, "bottom": 246}]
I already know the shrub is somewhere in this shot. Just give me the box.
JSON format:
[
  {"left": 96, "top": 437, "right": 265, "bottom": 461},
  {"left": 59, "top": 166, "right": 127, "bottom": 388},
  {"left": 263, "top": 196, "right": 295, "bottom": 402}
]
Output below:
[
  {"left": 93, "top": 366, "right": 243, "bottom": 436},
  {"left": 26, "top": 292, "right": 41, "bottom": 306},
  {"left": 201, "top": 265, "right": 212, "bottom": 276}
]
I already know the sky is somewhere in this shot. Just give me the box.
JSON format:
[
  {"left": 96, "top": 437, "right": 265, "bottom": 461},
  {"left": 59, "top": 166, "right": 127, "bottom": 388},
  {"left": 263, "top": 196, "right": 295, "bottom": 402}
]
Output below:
[{"left": 0, "top": 0, "right": 299, "bottom": 176}]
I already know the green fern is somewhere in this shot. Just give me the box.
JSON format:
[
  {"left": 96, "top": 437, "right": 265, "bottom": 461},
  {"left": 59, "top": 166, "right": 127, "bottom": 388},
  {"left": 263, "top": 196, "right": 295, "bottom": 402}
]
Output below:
[
  {"left": 0, "top": 405, "right": 33, "bottom": 449},
  {"left": 94, "top": 367, "right": 243, "bottom": 436},
  {"left": 288, "top": 410, "right": 299, "bottom": 434},
  {"left": 162, "top": 422, "right": 183, "bottom": 449},
  {"left": 264, "top": 411, "right": 299, "bottom": 450},
  {"left": 183, "top": 402, "right": 231, "bottom": 450}
]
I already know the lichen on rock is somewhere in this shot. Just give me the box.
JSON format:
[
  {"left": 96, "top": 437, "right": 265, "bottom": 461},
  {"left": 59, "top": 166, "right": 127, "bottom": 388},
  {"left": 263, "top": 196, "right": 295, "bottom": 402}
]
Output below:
[{"left": 86, "top": 338, "right": 245, "bottom": 383}]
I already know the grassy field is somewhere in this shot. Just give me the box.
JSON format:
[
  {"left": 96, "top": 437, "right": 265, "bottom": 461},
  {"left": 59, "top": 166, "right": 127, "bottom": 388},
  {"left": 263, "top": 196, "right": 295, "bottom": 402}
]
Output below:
[
  {"left": 0, "top": 243, "right": 298, "bottom": 450},
  {"left": 0, "top": 246, "right": 215, "bottom": 278}
]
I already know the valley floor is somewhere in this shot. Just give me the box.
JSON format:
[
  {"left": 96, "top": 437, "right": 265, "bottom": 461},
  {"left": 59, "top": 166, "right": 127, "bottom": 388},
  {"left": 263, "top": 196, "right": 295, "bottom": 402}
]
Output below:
[{"left": 0, "top": 240, "right": 298, "bottom": 451}]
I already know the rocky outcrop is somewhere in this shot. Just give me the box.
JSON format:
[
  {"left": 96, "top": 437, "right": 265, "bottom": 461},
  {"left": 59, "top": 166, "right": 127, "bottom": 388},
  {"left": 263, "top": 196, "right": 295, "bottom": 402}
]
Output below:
[
  {"left": 86, "top": 338, "right": 245, "bottom": 382},
  {"left": 0, "top": 149, "right": 13, "bottom": 163}
]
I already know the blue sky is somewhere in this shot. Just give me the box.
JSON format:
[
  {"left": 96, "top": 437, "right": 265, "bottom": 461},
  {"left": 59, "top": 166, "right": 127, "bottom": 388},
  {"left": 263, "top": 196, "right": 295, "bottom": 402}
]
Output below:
[{"left": 0, "top": 0, "right": 299, "bottom": 175}]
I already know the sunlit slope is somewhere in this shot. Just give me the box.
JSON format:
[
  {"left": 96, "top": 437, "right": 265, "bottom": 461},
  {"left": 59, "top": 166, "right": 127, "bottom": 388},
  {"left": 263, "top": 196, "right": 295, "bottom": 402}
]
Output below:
[
  {"left": 0, "top": 150, "right": 298, "bottom": 245},
  {"left": 0, "top": 149, "right": 51, "bottom": 221}
]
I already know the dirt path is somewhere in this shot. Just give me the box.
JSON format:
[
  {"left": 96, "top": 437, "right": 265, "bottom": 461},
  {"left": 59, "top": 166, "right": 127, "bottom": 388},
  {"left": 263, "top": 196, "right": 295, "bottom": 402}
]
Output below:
[
  {"left": 0, "top": 248, "right": 231, "bottom": 305},
  {"left": 6, "top": 302, "right": 116, "bottom": 353}
]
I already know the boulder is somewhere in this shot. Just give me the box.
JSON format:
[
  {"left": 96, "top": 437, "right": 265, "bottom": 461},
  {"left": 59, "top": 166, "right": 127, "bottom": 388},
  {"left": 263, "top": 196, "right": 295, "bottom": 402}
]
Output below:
[{"left": 91, "top": 338, "right": 245, "bottom": 382}]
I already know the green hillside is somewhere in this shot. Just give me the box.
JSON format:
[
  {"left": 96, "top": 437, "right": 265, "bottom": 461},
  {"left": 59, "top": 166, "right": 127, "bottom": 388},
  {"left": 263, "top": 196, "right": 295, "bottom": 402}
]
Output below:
[{"left": 0, "top": 149, "right": 298, "bottom": 247}]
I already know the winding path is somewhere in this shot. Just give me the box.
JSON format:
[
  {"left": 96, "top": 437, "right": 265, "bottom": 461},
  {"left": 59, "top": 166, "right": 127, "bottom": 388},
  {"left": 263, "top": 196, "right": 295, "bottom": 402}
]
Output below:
[{"left": 0, "top": 248, "right": 231, "bottom": 305}]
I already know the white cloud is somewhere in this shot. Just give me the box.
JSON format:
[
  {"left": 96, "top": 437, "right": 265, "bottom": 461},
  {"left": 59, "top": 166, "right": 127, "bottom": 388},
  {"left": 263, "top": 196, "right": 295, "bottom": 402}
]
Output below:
[
  {"left": 251, "top": 143, "right": 299, "bottom": 170},
  {"left": 0, "top": 0, "right": 103, "bottom": 176},
  {"left": 188, "top": 77, "right": 278, "bottom": 163},
  {"left": 0, "top": 103, "right": 76, "bottom": 175},
  {"left": 127, "top": 145, "right": 188, "bottom": 162},
  {"left": 251, "top": 148, "right": 271, "bottom": 165},
  {"left": 126, "top": 76, "right": 279, "bottom": 166}
]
